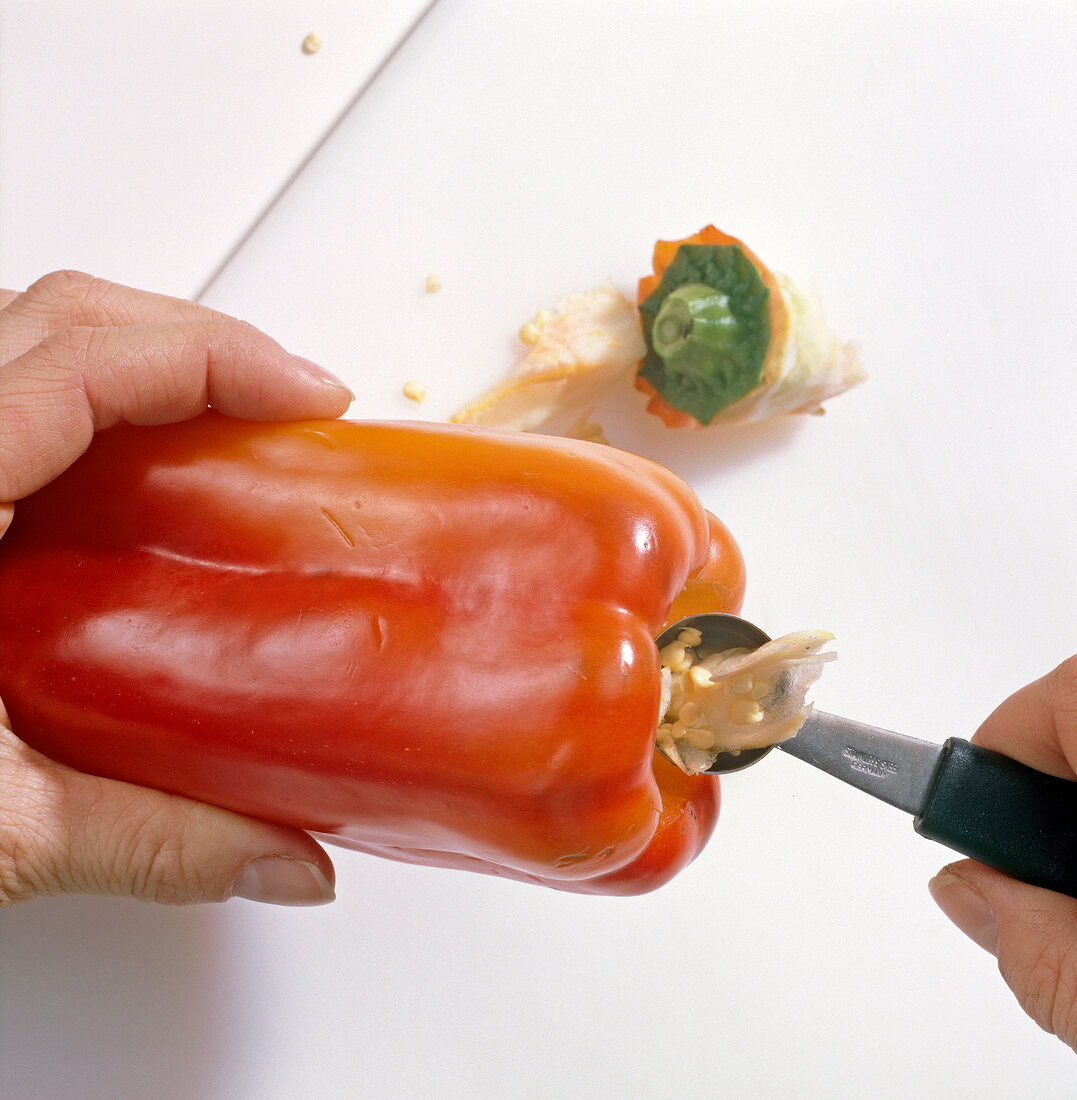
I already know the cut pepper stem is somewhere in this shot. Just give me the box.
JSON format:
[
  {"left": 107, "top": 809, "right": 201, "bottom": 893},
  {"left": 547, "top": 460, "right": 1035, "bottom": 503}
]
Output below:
[
  {"left": 651, "top": 283, "right": 737, "bottom": 364},
  {"left": 636, "top": 243, "right": 771, "bottom": 425}
]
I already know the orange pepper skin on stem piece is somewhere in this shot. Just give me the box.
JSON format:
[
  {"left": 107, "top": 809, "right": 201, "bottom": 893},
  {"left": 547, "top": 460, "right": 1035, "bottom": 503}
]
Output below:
[{"left": 0, "top": 414, "right": 744, "bottom": 895}]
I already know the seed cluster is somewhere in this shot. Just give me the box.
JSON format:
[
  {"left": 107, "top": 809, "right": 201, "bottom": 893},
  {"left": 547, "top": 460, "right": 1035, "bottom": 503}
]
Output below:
[{"left": 656, "top": 627, "right": 772, "bottom": 759}]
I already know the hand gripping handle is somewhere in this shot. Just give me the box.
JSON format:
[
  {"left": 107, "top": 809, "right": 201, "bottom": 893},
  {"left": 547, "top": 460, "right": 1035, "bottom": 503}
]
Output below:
[{"left": 915, "top": 739, "right": 1077, "bottom": 899}]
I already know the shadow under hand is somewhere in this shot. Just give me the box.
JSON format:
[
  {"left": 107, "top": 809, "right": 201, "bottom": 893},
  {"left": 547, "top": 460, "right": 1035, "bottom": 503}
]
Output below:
[{"left": 0, "top": 895, "right": 242, "bottom": 1100}]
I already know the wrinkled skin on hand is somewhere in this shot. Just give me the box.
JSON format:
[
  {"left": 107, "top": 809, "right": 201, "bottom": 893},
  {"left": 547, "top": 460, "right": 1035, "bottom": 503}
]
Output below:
[
  {"left": 931, "top": 655, "right": 1077, "bottom": 1050},
  {"left": 0, "top": 271, "right": 349, "bottom": 906}
]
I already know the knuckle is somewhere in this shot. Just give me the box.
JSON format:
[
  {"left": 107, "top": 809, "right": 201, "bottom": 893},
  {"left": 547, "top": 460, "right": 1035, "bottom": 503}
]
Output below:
[
  {"left": 998, "top": 899, "right": 1077, "bottom": 1044},
  {"left": 32, "top": 323, "right": 98, "bottom": 369},
  {"left": 1002, "top": 938, "right": 1071, "bottom": 1038},
  {"left": 198, "top": 319, "right": 248, "bottom": 371},
  {"left": 104, "top": 797, "right": 215, "bottom": 905},
  {"left": 0, "top": 818, "right": 66, "bottom": 906},
  {"left": 0, "top": 730, "right": 74, "bottom": 905},
  {"left": 15, "top": 272, "right": 133, "bottom": 343},
  {"left": 1049, "top": 654, "right": 1077, "bottom": 713},
  {"left": 16, "top": 328, "right": 101, "bottom": 417},
  {"left": 209, "top": 316, "right": 267, "bottom": 357},
  {"left": 0, "top": 727, "right": 220, "bottom": 907},
  {"left": 25, "top": 269, "right": 101, "bottom": 309}
]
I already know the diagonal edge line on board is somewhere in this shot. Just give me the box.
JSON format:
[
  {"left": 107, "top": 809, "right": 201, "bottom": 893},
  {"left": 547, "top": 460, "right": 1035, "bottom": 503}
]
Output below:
[{"left": 194, "top": 0, "right": 440, "bottom": 304}]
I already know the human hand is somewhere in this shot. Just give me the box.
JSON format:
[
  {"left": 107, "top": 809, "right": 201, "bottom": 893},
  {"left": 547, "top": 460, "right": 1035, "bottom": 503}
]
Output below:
[
  {"left": 929, "top": 654, "right": 1077, "bottom": 1050},
  {"left": 0, "top": 271, "right": 351, "bottom": 907}
]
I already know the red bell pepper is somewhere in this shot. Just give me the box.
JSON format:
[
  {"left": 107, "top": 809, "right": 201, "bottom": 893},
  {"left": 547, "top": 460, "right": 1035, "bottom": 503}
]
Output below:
[{"left": 0, "top": 413, "right": 744, "bottom": 894}]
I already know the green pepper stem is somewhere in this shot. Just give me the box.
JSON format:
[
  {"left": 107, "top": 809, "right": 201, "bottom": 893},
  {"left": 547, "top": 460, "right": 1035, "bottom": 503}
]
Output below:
[
  {"left": 650, "top": 283, "right": 736, "bottom": 366},
  {"left": 637, "top": 244, "right": 771, "bottom": 424}
]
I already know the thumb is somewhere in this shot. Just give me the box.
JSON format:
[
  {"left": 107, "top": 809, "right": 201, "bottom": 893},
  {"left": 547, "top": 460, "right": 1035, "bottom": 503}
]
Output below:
[
  {"left": 930, "top": 859, "right": 1077, "bottom": 1049},
  {"left": 0, "top": 726, "right": 335, "bottom": 907}
]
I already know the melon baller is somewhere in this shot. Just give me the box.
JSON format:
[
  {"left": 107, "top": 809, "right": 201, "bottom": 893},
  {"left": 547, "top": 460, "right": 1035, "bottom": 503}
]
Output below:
[{"left": 655, "top": 612, "right": 1077, "bottom": 899}]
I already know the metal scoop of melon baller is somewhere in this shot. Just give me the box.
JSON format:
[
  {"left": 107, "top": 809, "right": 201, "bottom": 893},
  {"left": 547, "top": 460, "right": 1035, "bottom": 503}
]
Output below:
[{"left": 655, "top": 612, "right": 1077, "bottom": 899}]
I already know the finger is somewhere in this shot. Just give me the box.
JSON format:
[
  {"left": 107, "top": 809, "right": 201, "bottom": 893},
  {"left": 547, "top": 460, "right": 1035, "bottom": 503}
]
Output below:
[
  {"left": 971, "top": 655, "right": 1077, "bottom": 779},
  {"left": 0, "top": 318, "right": 353, "bottom": 502},
  {"left": 930, "top": 859, "right": 1077, "bottom": 1050},
  {"left": 0, "top": 270, "right": 217, "bottom": 363},
  {"left": 0, "top": 290, "right": 19, "bottom": 310},
  {"left": 0, "top": 726, "right": 335, "bottom": 907}
]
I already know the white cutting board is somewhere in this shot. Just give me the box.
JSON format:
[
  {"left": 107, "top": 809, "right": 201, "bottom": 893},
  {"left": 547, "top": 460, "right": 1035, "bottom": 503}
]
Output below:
[
  {"left": 3, "top": 2, "right": 1076, "bottom": 1097},
  {"left": 0, "top": 0, "right": 433, "bottom": 298}
]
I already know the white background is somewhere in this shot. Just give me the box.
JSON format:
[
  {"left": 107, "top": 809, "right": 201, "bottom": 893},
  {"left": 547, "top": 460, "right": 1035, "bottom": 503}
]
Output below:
[{"left": 2, "top": 2, "right": 1076, "bottom": 1096}]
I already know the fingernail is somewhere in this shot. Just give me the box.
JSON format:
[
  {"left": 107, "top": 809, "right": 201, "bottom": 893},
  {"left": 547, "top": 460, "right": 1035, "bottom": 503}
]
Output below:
[
  {"left": 232, "top": 856, "right": 335, "bottom": 906},
  {"left": 929, "top": 870, "right": 998, "bottom": 955},
  {"left": 293, "top": 356, "right": 354, "bottom": 400}
]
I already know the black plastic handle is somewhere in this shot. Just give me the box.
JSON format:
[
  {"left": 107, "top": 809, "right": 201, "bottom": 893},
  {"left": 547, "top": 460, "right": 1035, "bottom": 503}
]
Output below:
[{"left": 914, "top": 739, "right": 1077, "bottom": 898}]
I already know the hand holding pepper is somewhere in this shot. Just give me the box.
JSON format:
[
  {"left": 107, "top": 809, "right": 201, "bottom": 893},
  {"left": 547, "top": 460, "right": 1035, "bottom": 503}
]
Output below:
[
  {"left": 929, "top": 656, "right": 1077, "bottom": 1050},
  {"left": 0, "top": 271, "right": 349, "bottom": 906}
]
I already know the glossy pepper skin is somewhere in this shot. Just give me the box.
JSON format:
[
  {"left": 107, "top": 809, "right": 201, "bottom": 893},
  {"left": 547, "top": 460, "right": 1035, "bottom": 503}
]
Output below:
[{"left": 0, "top": 413, "right": 745, "bottom": 894}]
